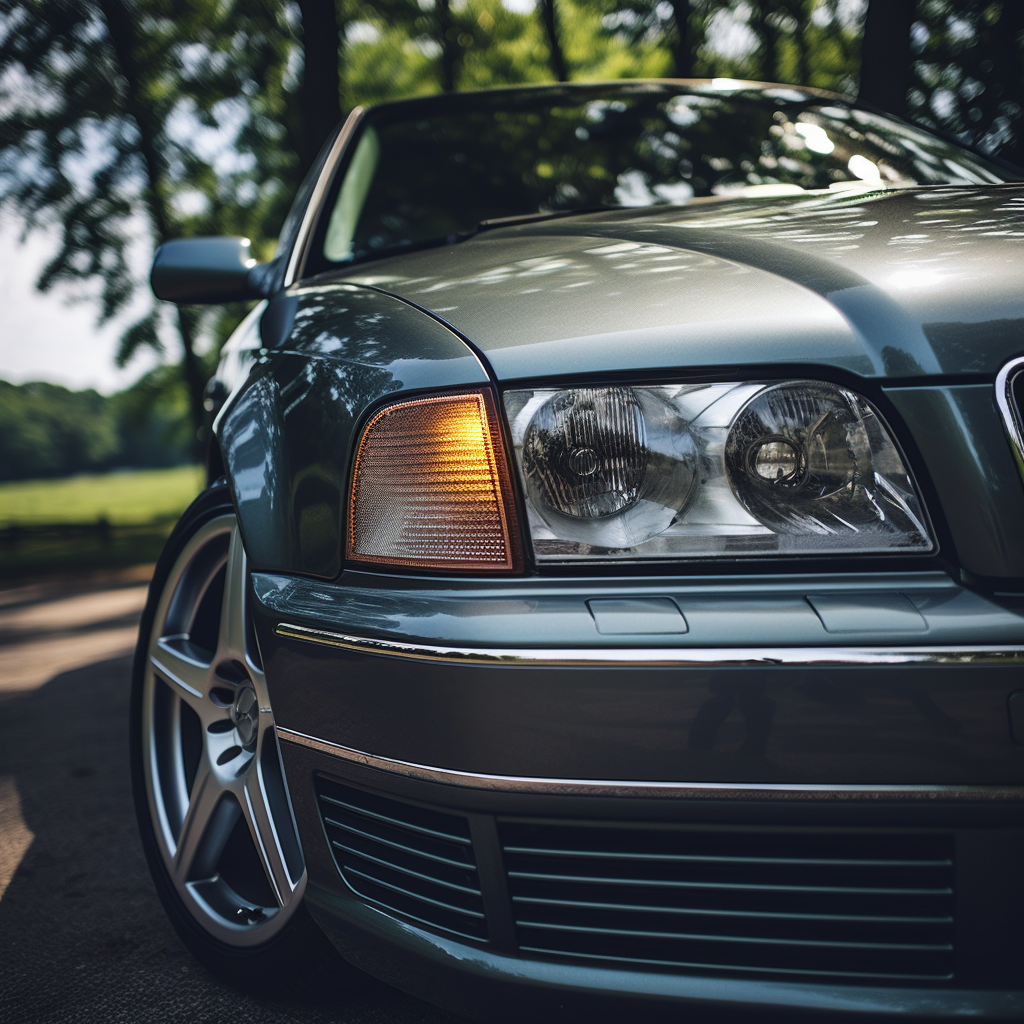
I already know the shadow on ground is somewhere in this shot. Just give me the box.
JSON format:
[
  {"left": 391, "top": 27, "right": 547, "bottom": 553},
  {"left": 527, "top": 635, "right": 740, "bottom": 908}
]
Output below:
[{"left": 0, "top": 650, "right": 465, "bottom": 1023}]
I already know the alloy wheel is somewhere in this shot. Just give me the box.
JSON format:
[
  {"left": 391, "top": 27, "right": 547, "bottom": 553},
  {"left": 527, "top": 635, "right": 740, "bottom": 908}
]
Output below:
[{"left": 140, "top": 514, "right": 305, "bottom": 946}]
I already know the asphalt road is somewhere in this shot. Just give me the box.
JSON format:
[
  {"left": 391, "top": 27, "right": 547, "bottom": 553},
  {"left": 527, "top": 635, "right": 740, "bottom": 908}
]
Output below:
[{"left": 0, "top": 570, "right": 464, "bottom": 1024}]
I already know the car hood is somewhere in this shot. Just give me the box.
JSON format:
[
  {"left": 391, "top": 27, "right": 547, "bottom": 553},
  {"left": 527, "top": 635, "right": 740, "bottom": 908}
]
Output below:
[{"left": 336, "top": 185, "right": 1024, "bottom": 382}]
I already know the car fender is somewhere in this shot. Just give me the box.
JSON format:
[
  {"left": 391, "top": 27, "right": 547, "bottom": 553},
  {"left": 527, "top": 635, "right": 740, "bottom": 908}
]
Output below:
[{"left": 216, "top": 282, "right": 490, "bottom": 578}]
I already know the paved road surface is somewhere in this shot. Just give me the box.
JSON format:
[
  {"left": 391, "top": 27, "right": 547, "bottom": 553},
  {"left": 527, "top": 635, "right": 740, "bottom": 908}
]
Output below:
[{"left": 0, "top": 569, "right": 464, "bottom": 1024}]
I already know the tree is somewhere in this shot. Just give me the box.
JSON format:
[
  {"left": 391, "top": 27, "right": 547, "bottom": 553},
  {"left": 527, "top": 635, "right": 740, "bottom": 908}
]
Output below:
[
  {"left": 858, "top": 0, "right": 915, "bottom": 115},
  {"left": 751, "top": 0, "right": 781, "bottom": 82},
  {"left": 0, "top": 380, "right": 119, "bottom": 480},
  {"left": 589, "top": 0, "right": 722, "bottom": 80},
  {"left": 0, "top": 0, "right": 325, "bottom": 449},
  {"left": 909, "top": 1, "right": 1024, "bottom": 168},
  {"left": 666, "top": 0, "right": 694, "bottom": 78},
  {"left": 297, "top": 0, "right": 344, "bottom": 168},
  {"left": 538, "top": 0, "right": 570, "bottom": 81},
  {"left": 365, "top": 0, "right": 486, "bottom": 94}
]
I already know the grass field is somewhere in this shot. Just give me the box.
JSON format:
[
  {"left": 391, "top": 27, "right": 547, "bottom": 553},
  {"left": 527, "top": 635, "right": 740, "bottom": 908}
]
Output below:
[
  {"left": 0, "top": 465, "right": 205, "bottom": 578},
  {"left": 0, "top": 465, "right": 204, "bottom": 527}
]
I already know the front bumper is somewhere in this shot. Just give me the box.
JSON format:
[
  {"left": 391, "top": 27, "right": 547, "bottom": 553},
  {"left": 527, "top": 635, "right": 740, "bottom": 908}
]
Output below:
[{"left": 254, "top": 569, "right": 1024, "bottom": 1020}]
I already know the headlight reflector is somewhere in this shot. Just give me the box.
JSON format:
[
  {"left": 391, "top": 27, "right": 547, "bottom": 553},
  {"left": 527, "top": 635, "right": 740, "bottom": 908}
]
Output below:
[
  {"left": 726, "top": 382, "right": 925, "bottom": 538},
  {"left": 520, "top": 386, "right": 698, "bottom": 547},
  {"left": 523, "top": 386, "right": 647, "bottom": 519},
  {"left": 505, "top": 381, "right": 932, "bottom": 562}
]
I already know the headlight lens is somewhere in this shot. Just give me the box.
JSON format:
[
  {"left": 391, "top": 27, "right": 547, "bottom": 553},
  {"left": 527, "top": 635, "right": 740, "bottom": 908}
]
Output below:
[
  {"left": 521, "top": 386, "right": 698, "bottom": 548},
  {"left": 504, "top": 381, "right": 933, "bottom": 562}
]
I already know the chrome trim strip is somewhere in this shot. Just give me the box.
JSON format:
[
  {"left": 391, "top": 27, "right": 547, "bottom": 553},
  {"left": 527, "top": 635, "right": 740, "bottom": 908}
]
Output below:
[
  {"left": 996, "top": 355, "right": 1024, "bottom": 483},
  {"left": 277, "top": 728, "right": 1024, "bottom": 801},
  {"left": 276, "top": 622, "right": 1024, "bottom": 667},
  {"left": 283, "top": 106, "right": 364, "bottom": 287}
]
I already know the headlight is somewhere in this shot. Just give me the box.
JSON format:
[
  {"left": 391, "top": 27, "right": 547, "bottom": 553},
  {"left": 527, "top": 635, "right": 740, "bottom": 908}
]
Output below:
[
  {"left": 521, "top": 386, "right": 698, "bottom": 548},
  {"left": 504, "top": 381, "right": 933, "bottom": 562}
]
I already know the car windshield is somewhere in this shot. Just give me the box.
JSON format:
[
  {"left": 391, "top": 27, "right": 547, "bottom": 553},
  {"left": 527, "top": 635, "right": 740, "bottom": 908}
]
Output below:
[{"left": 319, "top": 84, "right": 1016, "bottom": 264}]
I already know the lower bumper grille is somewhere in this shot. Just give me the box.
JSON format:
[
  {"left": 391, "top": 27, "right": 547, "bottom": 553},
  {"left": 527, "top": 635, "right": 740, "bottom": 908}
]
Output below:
[
  {"left": 499, "top": 821, "right": 955, "bottom": 980},
  {"left": 314, "top": 779, "right": 956, "bottom": 981},
  {"left": 316, "top": 777, "right": 487, "bottom": 941}
]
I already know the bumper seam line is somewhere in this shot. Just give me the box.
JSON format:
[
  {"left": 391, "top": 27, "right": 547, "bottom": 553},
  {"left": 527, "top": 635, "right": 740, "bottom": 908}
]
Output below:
[{"left": 276, "top": 727, "right": 1024, "bottom": 801}]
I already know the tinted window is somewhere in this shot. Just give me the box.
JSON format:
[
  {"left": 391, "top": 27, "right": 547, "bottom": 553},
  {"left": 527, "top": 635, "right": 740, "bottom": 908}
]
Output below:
[{"left": 318, "top": 87, "right": 1015, "bottom": 265}]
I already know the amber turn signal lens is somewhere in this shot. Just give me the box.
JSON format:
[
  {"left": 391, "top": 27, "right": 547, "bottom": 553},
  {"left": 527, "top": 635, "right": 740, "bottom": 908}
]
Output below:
[{"left": 348, "top": 391, "right": 521, "bottom": 571}]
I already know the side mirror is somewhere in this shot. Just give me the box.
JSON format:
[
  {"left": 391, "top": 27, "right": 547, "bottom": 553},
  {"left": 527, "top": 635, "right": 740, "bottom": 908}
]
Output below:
[{"left": 151, "top": 236, "right": 265, "bottom": 304}]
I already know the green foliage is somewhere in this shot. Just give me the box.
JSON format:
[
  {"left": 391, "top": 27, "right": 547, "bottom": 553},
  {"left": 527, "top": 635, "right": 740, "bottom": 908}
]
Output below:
[
  {"left": 563, "top": 0, "right": 672, "bottom": 80},
  {"left": 910, "top": 1, "right": 1024, "bottom": 166},
  {"left": 0, "top": 377, "right": 195, "bottom": 482},
  {"left": 2, "top": 0, "right": 1022, "bottom": 482},
  {"left": 110, "top": 363, "right": 205, "bottom": 467},
  {"left": 346, "top": 20, "right": 440, "bottom": 105},
  {"left": 0, "top": 380, "right": 119, "bottom": 481},
  {"left": 459, "top": 1, "right": 555, "bottom": 90}
]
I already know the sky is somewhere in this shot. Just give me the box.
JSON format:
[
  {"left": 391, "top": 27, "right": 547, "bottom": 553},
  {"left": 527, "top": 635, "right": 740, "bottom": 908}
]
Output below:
[{"left": 0, "top": 215, "right": 157, "bottom": 395}]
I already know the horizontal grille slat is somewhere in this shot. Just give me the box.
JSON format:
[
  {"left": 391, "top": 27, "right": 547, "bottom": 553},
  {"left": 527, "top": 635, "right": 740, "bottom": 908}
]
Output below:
[
  {"left": 513, "top": 895, "right": 953, "bottom": 926},
  {"left": 515, "top": 918, "right": 952, "bottom": 952},
  {"left": 331, "top": 840, "right": 482, "bottom": 896},
  {"left": 324, "top": 814, "right": 478, "bottom": 871},
  {"left": 316, "top": 777, "right": 486, "bottom": 941},
  {"left": 320, "top": 792, "right": 472, "bottom": 845},
  {"left": 501, "top": 820, "right": 955, "bottom": 980},
  {"left": 354, "top": 884, "right": 488, "bottom": 942},
  {"left": 504, "top": 846, "right": 951, "bottom": 870},
  {"left": 508, "top": 870, "right": 951, "bottom": 897},
  {"left": 345, "top": 865, "right": 486, "bottom": 919}
]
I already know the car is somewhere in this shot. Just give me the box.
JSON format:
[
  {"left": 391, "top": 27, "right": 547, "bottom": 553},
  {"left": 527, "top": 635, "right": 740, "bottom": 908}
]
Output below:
[{"left": 133, "top": 80, "right": 1024, "bottom": 1021}]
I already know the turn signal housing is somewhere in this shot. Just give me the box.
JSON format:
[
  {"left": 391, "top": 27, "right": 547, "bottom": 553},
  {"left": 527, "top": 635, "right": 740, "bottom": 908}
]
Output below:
[{"left": 347, "top": 390, "right": 521, "bottom": 572}]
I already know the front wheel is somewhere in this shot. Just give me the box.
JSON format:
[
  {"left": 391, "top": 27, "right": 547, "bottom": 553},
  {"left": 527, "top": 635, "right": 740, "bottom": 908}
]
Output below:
[{"left": 130, "top": 485, "right": 341, "bottom": 992}]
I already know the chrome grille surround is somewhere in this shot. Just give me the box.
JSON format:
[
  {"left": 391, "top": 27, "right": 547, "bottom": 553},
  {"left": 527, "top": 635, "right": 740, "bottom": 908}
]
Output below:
[{"left": 995, "top": 355, "right": 1024, "bottom": 482}]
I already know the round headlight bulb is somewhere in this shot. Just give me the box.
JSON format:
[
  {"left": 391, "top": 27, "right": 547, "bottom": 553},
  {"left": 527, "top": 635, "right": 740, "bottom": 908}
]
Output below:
[
  {"left": 522, "top": 386, "right": 698, "bottom": 548},
  {"left": 726, "top": 381, "right": 899, "bottom": 534}
]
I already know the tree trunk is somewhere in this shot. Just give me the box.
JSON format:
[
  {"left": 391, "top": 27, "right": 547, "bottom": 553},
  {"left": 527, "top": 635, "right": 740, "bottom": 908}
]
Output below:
[
  {"left": 752, "top": 2, "right": 779, "bottom": 84},
  {"left": 97, "top": 0, "right": 171, "bottom": 240},
  {"left": 858, "top": 0, "right": 915, "bottom": 117},
  {"left": 667, "top": 0, "right": 691, "bottom": 79},
  {"left": 296, "top": 0, "right": 343, "bottom": 172},
  {"left": 176, "top": 308, "right": 208, "bottom": 445},
  {"left": 993, "top": 2, "right": 1024, "bottom": 108},
  {"left": 795, "top": 0, "right": 811, "bottom": 85},
  {"left": 539, "top": 0, "right": 569, "bottom": 82},
  {"left": 97, "top": 0, "right": 205, "bottom": 445},
  {"left": 988, "top": 1, "right": 1024, "bottom": 166},
  {"left": 436, "top": 0, "right": 458, "bottom": 92}
]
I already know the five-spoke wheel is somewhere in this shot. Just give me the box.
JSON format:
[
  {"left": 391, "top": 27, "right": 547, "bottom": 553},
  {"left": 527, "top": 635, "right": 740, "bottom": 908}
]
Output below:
[{"left": 131, "top": 488, "right": 338, "bottom": 990}]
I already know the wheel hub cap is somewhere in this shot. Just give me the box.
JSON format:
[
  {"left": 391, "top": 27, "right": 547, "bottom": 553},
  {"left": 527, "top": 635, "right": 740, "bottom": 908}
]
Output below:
[{"left": 231, "top": 684, "right": 260, "bottom": 749}]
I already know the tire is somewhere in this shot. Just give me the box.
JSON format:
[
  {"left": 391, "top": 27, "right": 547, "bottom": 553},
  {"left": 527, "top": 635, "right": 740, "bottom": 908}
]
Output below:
[{"left": 130, "top": 484, "right": 343, "bottom": 994}]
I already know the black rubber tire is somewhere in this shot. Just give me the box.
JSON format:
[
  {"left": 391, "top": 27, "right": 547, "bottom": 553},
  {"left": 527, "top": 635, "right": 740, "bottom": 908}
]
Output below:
[{"left": 129, "top": 483, "right": 347, "bottom": 996}]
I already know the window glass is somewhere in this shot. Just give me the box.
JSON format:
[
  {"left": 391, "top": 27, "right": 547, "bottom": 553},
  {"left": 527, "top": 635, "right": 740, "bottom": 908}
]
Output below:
[{"left": 319, "top": 88, "right": 1016, "bottom": 265}]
